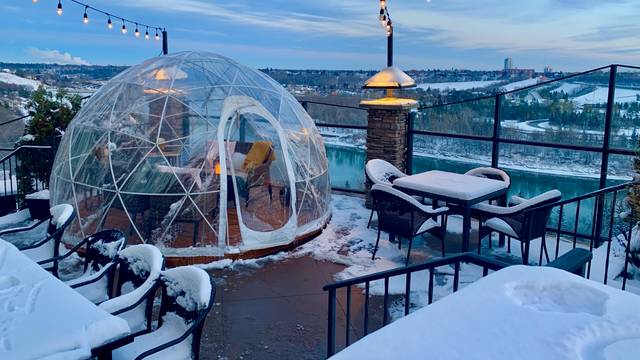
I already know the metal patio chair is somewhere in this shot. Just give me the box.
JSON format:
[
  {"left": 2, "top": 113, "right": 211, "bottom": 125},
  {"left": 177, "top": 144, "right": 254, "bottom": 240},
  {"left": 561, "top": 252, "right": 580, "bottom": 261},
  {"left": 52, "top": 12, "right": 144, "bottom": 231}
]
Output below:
[
  {"left": 111, "top": 266, "right": 215, "bottom": 360},
  {"left": 38, "top": 230, "right": 127, "bottom": 303},
  {"left": 99, "top": 244, "right": 165, "bottom": 336},
  {"left": 370, "top": 184, "right": 450, "bottom": 265},
  {"left": 474, "top": 189, "right": 562, "bottom": 264},
  {"left": 0, "top": 204, "right": 75, "bottom": 276},
  {"left": 365, "top": 159, "right": 410, "bottom": 228}
]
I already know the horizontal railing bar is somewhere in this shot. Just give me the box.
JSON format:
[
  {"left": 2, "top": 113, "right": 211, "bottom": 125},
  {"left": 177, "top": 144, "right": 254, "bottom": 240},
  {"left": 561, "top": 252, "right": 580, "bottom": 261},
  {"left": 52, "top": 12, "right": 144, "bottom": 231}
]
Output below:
[
  {"left": 0, "top": 145, "right": 53, "bottom": 163},
  {"left": 410, "top": 130, "right": 493, "bottom": 142},
  {"left": 316, "top": 123, "right": 368, "bottom": 130},
  {"left": 0, "top": 114, "right": 31, "bottom": 128},
  {"left": 524, "top": 181, "right": 634, "bottom": 213},
  {"left": 497, "top": 137, "right": 605, "bottom": 152},
  {"left": 301, "top": 100, "right": 366, "bottom": 111},
  {"left": 323, "top": 253, "right": 509, "bottom": 291}
]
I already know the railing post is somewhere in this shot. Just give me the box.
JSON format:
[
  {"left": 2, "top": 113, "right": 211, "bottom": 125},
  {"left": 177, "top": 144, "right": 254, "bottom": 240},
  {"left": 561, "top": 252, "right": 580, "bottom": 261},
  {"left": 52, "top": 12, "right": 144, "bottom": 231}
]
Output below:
[
  {"left": 491, "top": 94, "right": 501, "bottom": 168},
  {"left": 327, "top": 288, "right": 336, "bottom": 358},
  {"left": 301, "top": 100, "right": 308, "bottom": 112},
  {"left": 595, "top": 65, "right": 617, "bottom": 246},
  {"left": 406, "top": 111, "right": 415, "bottom": 175},
  {"left": 162, "top": 30, "right": 169, "bottom": 55}
]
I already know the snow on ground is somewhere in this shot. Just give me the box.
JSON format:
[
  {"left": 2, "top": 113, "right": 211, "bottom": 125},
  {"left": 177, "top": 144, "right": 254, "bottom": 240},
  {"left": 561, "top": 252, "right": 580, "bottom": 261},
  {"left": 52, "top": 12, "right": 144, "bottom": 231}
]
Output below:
[
  {"left": 573, "top": 87, "right": 640, "bottom": 105},
  {"left": 551, "top": 83, "right": 584, "bottom": 95},
  {"left": 0, "top": 71, "right": 41, "bottom": 90},
  {"left": 417, "top": 80, "right": 501, "bottom": 91},
  {"left": 501, "top": 77, "right": 541, "bottom": 92}
]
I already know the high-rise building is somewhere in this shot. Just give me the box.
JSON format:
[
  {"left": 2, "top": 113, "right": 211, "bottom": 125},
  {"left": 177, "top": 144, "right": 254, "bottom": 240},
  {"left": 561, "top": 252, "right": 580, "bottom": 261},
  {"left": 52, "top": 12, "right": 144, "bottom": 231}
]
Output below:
[{"left": 504, "top": 57, "right": 513, "bottom": 71}]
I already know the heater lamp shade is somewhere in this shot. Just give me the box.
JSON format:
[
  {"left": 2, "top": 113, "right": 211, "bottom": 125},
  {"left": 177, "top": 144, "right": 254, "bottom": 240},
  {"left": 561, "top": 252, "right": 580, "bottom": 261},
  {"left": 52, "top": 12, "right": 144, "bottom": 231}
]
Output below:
[{"left": 363, "top": 66, "right": 416, "bottom": 89}]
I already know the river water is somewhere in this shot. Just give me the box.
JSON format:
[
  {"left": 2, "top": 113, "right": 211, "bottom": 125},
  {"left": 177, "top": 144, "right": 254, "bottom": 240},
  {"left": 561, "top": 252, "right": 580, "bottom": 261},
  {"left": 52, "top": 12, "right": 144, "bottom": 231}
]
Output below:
[{"left": 326, "top": 145, "right": 628, "bottom": 234}]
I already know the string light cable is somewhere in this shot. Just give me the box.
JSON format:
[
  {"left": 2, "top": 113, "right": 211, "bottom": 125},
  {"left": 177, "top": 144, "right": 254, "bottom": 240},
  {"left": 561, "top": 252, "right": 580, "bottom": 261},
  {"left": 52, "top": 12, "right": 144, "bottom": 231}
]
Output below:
[
  {"left": 39, "top": 0, "right": 166, "bottom": 42},
  {"left": 379, "top": 0, "right": 393, "bottom": 37}
]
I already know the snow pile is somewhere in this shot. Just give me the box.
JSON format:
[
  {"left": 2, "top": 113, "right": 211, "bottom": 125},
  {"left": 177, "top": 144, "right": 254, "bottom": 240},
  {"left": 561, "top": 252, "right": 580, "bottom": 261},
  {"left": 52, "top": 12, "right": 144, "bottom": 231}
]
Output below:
[
  {"left": 25, "top": 189, "right": 50, "bottom": 200},
  {"left": 417, "top": 80, "right": 501, "bottom": 91},
  {"left": 0, "top": 72, "right": 41, "bottom": 90},
  {"left": 49, "top": 204, "right": 74, "bottom": 228},
  {"left": 162, "top": 266, "right": 213, "bottom": 312},
  {"left": 99, "top": 245, "right": 163, "bottom": 317},
  {"left": 330, "top": 265, "right": 640, "bottom": 360},
  {"left": 0, "top": 209, "right": 32, "bottom": 231}
]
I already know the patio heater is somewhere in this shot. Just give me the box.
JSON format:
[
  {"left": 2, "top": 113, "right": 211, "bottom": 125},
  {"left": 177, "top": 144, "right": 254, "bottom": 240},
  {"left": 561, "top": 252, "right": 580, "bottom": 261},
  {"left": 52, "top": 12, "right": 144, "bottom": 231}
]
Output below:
[{"left": 361, "top": 0, "right": 418, "bottom": 207}]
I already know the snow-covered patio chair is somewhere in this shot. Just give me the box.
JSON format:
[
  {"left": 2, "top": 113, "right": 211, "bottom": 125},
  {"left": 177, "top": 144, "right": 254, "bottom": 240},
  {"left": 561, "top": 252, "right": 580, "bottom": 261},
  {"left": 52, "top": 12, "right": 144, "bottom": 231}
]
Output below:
[
  {"left": 0, "top": 204, "right": 75, "bottom": 276},
  {"left": 464, "top": 166, "right": 511, "bottom": 206},
  {"left": 473, "top": 190, "right": 561, "bottom": 265},
  {"left": 38, "top": 229, "right": 127, "bottom": 303},
  {"left": 111, "top": 266, "right": 215, "bottom": 360},
  {"left": 366, "top": 159, "right": 411, "bottom": 228},
  {"left": 370, "top": 184, "right": 450, "bottom": 265},
  {"left": 99, "top": 244, "right": 164, "bottom": 336}
]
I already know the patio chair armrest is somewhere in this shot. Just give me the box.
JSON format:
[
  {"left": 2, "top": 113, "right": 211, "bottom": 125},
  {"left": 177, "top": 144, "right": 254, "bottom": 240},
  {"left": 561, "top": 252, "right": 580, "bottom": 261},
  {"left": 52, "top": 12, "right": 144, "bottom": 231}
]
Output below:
[
  {"left": 109, "top": 281, "right": 160, "bottom": 316},
  {"left": 134, "top": 313, "right": 207, "bottom": 360},
  {"left": 37, "top": 238, "right": 91, "bottom": 266},
  {"left": 67, "top": 262, "right": 117, "bottom": 289},
  {"left": 510, "top": 195, "right": 528, "bottom": 206},
  {"left": 472, "top": 202, "right": 520, "bottom": 216},
  {"left": 418, "top": 204, "right": 449, "bottom": 215}
]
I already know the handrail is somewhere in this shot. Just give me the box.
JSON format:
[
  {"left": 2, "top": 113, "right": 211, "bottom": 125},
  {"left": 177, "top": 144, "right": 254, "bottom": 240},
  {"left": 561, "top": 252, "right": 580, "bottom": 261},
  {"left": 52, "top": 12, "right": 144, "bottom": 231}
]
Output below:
[
  {"left": 523, "top": 181, "right": 634, "bottom": 214},
  {"left": 417, "top": 64, "right": 615, "bottom": 110},
  {"left": 0, "top": 114, "right": 30, "bottom": 128},
  {"left": 299, "top": 99, "right": 365, "bottom": 111},
  {"left": 0, "top": 145, "right": 52, "bottom": 163},
  {"left": 323, "top": 252, "right": 509, "bottom": 291}
]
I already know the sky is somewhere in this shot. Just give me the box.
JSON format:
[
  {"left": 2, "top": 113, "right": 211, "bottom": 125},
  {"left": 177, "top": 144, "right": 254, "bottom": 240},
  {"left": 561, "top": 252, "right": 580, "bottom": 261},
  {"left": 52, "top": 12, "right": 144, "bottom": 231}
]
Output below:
[{"left": 1, "top": 0, "right": 639, "bottom": 71}]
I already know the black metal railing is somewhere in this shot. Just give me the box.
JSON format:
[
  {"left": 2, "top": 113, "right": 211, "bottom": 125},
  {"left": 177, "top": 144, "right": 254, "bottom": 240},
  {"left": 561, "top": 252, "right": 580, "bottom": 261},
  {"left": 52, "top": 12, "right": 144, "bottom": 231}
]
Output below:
[
  {"left": 322, "top": 249, "right": 591, "bottom": 357},
  {"left": 301, "top": 64, "right": 640, "bottom": 195},
  {"left": 0, "top": 145, "right": 54, "bottom": 215},
  {"left": 523, "top": 181, "right": 638, "bottom": 290}
]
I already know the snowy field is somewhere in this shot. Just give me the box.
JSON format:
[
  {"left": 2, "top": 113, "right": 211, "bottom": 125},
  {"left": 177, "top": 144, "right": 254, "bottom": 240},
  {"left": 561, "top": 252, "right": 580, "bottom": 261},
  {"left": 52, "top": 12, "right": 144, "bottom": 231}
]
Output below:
[
  {"left": 417, "top": 80, "right": 501, "bottom": 91},
  {"left": 573, "top": 86, "right": 640, "bottom": 105},
  {"left": 0, "top": 71, "right": 41, "bottom": 90}
]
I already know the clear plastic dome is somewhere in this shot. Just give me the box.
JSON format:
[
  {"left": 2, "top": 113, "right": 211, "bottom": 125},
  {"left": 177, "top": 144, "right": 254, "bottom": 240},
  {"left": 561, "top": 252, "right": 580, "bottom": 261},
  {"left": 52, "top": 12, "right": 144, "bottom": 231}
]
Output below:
[{"left": 50, "top": 51, "right": 331, "bottom": 258}]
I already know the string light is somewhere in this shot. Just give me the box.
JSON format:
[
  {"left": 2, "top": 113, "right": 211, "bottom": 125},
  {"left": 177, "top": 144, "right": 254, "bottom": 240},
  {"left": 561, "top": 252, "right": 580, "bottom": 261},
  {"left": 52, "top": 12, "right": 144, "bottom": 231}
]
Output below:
[
  {"left": 379, "top": 0, "right": 392, "bottom": 37},
  {"left": 37, "top": 0, "right": 166, "bottom": 46},
  {"left": 83, "top": 6, "right": 89, "bottom": 24}
]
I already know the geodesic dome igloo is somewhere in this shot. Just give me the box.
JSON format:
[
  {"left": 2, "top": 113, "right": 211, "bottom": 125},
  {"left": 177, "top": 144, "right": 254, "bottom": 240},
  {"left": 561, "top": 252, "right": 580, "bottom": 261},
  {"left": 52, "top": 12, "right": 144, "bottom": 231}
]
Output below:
[{"left": 50, "top": 51, "right": 331, "bottom": 259}]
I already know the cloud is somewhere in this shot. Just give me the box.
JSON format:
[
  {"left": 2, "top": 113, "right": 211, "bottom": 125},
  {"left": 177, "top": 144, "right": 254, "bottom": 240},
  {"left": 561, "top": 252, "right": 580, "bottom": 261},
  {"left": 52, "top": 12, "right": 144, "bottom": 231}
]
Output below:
[
  {"left": 118, "top": 0, "right": 376, "bottom": 38},
  {"left": 26, "top": 48, "right": 90, "bottom": 65}
]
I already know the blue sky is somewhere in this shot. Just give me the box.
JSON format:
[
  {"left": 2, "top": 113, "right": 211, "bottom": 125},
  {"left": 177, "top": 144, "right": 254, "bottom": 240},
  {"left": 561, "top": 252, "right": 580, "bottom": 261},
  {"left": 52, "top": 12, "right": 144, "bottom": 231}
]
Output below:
[{"left": 1, "top": 0, "right": 639, "bottom": 71}]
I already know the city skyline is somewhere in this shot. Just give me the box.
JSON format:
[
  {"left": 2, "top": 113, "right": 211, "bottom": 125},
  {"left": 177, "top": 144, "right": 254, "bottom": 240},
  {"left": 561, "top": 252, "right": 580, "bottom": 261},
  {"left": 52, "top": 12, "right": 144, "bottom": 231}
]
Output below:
[{"left": 0, "top": 0, "right": 638, "bottom": 71}]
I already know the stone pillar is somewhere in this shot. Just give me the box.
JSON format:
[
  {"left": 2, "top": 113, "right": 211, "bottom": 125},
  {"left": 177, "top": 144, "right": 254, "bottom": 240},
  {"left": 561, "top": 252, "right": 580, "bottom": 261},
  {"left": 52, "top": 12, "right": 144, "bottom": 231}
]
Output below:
[{"left": 360, "top": 99, "right": 417, "bottom": 207}]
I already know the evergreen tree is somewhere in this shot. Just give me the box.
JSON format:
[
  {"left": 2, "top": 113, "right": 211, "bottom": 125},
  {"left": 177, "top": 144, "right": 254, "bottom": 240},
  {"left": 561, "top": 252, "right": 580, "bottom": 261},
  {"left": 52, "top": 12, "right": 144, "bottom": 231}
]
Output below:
[{"left": 15, "top": 86, "right": 82, "bottom": 197}]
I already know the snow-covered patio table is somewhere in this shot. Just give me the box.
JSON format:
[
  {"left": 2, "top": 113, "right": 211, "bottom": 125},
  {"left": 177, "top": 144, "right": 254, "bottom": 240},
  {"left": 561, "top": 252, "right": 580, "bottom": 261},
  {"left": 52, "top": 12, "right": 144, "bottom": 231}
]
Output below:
[
  {"left": 393, "top": 170, "right": 508, "bottom": 252},
  {"left": 0, "top": 239, "right": 131, "bottom": 359},
  {"left": 330, "top": 265, "right": 640, "bottom": 360}
]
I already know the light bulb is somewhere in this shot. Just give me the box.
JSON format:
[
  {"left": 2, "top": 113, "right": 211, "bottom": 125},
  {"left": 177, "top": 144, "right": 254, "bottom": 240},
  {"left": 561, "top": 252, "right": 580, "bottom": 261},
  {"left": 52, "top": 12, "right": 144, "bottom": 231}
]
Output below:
[
  {"left": 145, "top": 28, "right": 150, "bottom": 39},
  {"left": 32, "top": 0, "right": 38, "bottom": 3},
  {"left": 121, "top": 23, "right": 127, "bottom": 34},
  {"left": 135, "top": 26, "right": 140, "bottom": 37},
  {"left": 107, "top": 17, "right": 113, "bottom": 29},
  {"left": 380, "top": 0, "right": 386, "bottom": 9},
  {"left": 83, "top": 9, "right": 89, "bottom": 24},
  {"left": 155, "top": 31, "right": 160, "bottom": 41},
  {"left": 56, "top": 0, "right": 62, "bottom": 16}
]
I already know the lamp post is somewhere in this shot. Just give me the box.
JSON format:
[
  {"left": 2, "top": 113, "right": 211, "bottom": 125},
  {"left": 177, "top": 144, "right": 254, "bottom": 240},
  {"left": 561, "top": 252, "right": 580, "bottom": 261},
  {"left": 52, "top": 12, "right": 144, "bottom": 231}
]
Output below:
[{"left": 361, "top": 0, "right": 418, "bottom": 207}]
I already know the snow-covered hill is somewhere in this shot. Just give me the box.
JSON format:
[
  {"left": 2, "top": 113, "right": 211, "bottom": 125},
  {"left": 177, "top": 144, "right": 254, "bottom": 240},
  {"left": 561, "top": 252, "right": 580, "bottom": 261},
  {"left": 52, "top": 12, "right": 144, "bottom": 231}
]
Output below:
[{"left": 0, "top": 71, "right": 41, "bottom": 90}]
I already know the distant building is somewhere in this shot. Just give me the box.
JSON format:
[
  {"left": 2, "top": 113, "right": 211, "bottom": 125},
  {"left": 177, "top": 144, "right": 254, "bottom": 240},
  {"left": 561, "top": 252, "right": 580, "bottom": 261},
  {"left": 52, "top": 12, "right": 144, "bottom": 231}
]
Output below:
[
  {"left": 504, "top": 58, "right": 513, "bottom": 71},
  {"left": 544, "top": 66, "right": 553, "bottom": 74}
]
